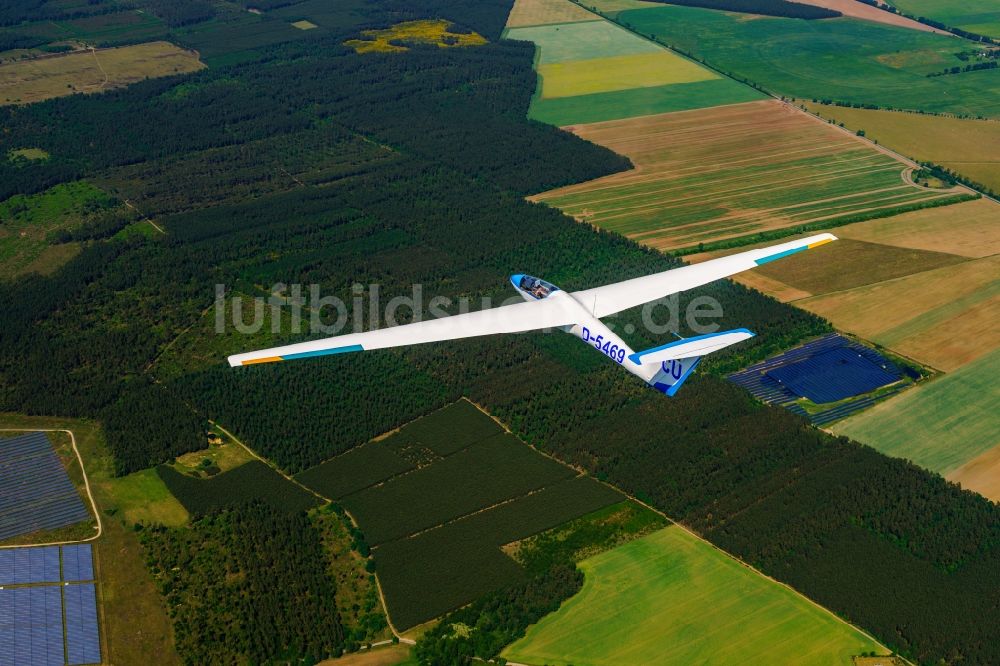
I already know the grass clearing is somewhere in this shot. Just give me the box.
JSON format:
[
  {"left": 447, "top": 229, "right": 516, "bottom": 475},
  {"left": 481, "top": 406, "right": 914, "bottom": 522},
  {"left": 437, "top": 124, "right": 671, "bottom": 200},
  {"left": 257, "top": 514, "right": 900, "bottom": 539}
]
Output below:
[
  {"left": 804, "top": 104, "right": 1000, "bottom": 193},
  {"left": 344, "top": 19, "right": 486, "bottom": 54},
  {"left": 7, "top": 147, "right": 49, "bottom": 161},
  {"left": 102, "top": 468, "right": 188, "bottom": 527},
  {"left": 0, "top": 180, "right": 115, "bottom": 280},
  {"left": 291, "top": 19, "right": 318, "bottom": 30},
  {"left": 0, "top": 41, "right": 204, "bottom": 105},
  {"left": 505, "top": 0, "right": 601, "bottom": 28},
  {"left": 799, "top": 255, "right": 999, "bottom": 371},
  {"left": 533, "top": 100, "right": 950, "bottom": 250},
  {"left": 832, "top": 349, "right": 1000, "bottom": 498},
  {"left": 538, "top": 51, "right": 716, "bottom": 97},
  {"left": 503, "top": 525, "right": 886, "bottom": 665},
  {"left": 609, "top": 3, "right": 1000, "bottom": 118}
]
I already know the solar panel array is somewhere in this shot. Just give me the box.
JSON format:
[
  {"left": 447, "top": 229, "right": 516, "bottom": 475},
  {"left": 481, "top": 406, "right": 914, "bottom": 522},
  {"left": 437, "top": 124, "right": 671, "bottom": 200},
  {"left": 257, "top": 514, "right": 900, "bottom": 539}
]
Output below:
[
  {"left": 64, "top": 584, "right": 100, "bottom": 666},
  {"left": 61, "top": 545, "right": 94, "bottom": 583},
  {"left": 0, "top": 432, "right": 90, "bottom": 541},
  {"left": 0, "top": 586, "right": 65, "bottom": 666},
  {"left": 0, "top": 547, "right": 60, "bottom": 586},
  {"left": 767, "top": 347, "right": 901, "bottom": 404},
  {"left": 0, "top": 545, "right": 101, "bottom": 666},
  {"left": 728, "top": 333, "right": 904, "bottom": 425}
]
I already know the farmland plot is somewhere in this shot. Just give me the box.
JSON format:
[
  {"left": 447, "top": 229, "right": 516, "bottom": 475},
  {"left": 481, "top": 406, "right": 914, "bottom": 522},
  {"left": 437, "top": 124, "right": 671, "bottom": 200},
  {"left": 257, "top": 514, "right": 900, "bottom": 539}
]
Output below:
[{"left": 534, "top": 100, "right": 952, "bottom": 250}]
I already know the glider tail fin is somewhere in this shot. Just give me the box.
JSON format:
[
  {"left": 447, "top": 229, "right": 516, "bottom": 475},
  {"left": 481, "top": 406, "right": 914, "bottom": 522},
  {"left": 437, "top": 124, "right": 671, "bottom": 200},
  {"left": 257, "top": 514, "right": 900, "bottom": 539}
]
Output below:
[
  {"left": 630, "top": 328, "right": 755, "bottom": 396},
  {"left": 648, "top": 356, "right": 703, "bottom": 397}
]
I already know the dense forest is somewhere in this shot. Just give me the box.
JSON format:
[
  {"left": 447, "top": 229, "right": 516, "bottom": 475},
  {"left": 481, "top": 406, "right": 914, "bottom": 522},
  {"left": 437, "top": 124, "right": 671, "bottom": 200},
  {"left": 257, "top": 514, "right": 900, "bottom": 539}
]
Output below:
[
  {"left": 0, "top": 0, "right": 997, "bottom": 663},
  {"left": 648, "top": 0, "right": 840, "bottom": 20},
  {"left": 139, "top": 502, "right": 345, "bottom": 664}
]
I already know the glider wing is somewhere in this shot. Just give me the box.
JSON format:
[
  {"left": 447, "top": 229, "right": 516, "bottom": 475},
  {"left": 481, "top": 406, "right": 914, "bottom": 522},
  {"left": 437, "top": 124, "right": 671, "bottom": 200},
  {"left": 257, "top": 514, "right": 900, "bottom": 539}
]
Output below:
[
  {"left": 227, "top": 294, "right": 578, "bottom": 366},
  {"left": 572, "top": 233, "right": 836, "bottom": 318}
]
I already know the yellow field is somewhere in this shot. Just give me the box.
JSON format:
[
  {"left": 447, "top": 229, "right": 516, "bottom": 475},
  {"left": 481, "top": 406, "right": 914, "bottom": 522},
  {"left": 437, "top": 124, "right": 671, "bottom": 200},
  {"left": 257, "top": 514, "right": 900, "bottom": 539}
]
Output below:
[
  {"left": 533, "top": 100, "right": 952, "bottom": 250},
  {"left": 538, "top": 51, "right": 716, "bottom": 98},
  {"left": 291, "top": 20, "right": 318, "bottom": 30},
  {"left": 506, "top": 0, "right": 600, "bottom": 28},
  {"left": 799, "top": 256, "right": 999, "bottom": 372},
  {"left": 804, "top": 103, "right": 1000, "bottom": 193},
  {"left": 834, "top": 198, "right": 1000, "bottom": 258},
  {"left": 345, "top": 19, "right": 486, "bottom": 54},
  {"left": 0, "top": 42, "right": 204, "bottom": 105}
]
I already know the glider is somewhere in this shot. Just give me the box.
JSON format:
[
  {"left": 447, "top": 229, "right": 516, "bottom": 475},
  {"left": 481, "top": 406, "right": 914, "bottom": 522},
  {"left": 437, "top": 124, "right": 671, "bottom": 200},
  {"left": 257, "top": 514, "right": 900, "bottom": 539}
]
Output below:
[{"left": 229, "top": 233, "right": 836, "bottom": 396}]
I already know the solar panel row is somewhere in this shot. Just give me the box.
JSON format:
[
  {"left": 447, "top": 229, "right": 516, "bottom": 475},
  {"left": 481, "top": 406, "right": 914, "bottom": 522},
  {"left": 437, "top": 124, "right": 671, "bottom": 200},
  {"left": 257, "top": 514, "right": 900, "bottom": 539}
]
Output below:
[
  {"left": 64, "top": 584, "right": 101, "bottom": 666},
  {"left": 61, "top": 545, "right": 94, "bottom": 583},
  {"left": 0, "top": 432, "right": 91, "bottom": 541},
  {"left": 0, "top": 547, "right": 60, "bottom": 586},
  {"left": 0, "top": 544, "right": 94, "bottom": 586},
  {"left": 0, "top": 586, "right": 64, "bottom": 666}
]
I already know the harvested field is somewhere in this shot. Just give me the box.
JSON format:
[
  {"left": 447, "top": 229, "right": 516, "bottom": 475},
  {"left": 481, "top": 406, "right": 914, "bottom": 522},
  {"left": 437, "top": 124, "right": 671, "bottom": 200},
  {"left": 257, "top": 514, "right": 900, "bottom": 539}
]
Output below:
[
  {"left": 948, "top": 444, "right": 1000, "bottom": 504},
  {"left": 505, "top": 0, "right": 601, "bottom": 28},
  {"left": 792, "top": 0, "right": 946, "bottom": 33},
  {"left": 503, "top": 526, "right": 887, "bottom": 665},
  {"left": 833, "top": 198, "right": 1000, "bottom": 258},
  {"left": 751, "top": 239, "right": 967, "bottom": 294},
  {"left": 833, "top": 349, "right": 1000, "bottom": 500},
  {"left": 534, "top": 100, "right": 951, "bottom": 250},
  {"left": 804, "top": 104, "right": 1000, "bottom": 193},
  {"left": 799, "top": 255, "right": 1000, "bottom": 371},
  {"left": 0, "top": 42, "right": 204, "bottom": 105}
]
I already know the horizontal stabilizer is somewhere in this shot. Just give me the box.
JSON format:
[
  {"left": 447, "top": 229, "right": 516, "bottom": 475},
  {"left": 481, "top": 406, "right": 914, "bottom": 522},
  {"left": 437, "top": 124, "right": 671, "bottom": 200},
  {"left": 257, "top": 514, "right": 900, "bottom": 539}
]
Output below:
[{"left": 629, "top": 328, "right": 754, "bottom": 366}]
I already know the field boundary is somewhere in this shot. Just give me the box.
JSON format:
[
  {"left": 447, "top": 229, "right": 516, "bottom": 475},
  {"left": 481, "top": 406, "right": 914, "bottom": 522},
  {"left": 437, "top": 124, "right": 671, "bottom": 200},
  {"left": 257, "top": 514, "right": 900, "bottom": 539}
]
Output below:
[{"left": 0, "top": 428, "right": 103, "bottom": 549}]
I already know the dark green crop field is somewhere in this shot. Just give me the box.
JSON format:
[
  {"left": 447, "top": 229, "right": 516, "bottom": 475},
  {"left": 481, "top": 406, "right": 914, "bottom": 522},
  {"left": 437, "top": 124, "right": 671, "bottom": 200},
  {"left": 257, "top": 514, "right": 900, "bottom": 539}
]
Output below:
[
  {"left": 613, "top": 4, "right": 1000, "bottom": 117},
  {"left": 157, "top": 460, "right": 321, "bottom": 516},
  {"left": 343, "top": 431, "right": 575, "bottom": 545}
]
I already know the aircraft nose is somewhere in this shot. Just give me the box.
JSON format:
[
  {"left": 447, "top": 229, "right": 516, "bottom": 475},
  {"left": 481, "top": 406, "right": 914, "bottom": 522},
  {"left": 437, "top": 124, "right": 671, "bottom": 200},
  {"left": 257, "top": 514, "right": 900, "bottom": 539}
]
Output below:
[{"left": 510, "top": 274, "right": 524, "bottom": 289}]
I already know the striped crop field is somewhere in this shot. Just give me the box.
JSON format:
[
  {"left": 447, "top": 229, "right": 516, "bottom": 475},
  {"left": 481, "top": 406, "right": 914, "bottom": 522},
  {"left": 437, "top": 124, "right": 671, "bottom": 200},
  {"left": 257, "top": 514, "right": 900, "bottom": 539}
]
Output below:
[{"left": 532, "top": 100, "right": 963, "bottom": 251}]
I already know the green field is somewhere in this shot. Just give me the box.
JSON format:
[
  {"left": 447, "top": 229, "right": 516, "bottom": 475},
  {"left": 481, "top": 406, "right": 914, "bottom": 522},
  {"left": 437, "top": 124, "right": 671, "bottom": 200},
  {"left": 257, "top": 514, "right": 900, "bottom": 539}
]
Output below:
[
  {"left": 833, "top": 349, "right": 1000, "bottom": 476},
  {"left": 504, "top": 526, "right": 887, "bottom": 665},
  {"left": 607, "top": 4, "right": 1000, "bottom": 118},
  {"left": 529, "top": 79, "right": 764, "bottom": 125},
  {"left": 507, "top": 14, "right": 763, "bottom": 125},
  {"left": 889, "top": 0, "right": 1000, "bottom": 38}
]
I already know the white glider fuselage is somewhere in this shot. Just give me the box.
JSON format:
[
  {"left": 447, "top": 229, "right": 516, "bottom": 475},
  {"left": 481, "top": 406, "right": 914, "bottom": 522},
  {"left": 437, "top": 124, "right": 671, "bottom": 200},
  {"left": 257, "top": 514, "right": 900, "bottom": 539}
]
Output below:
[{"left": 510, "top": 275, "right": 649, "bottom": 379}]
